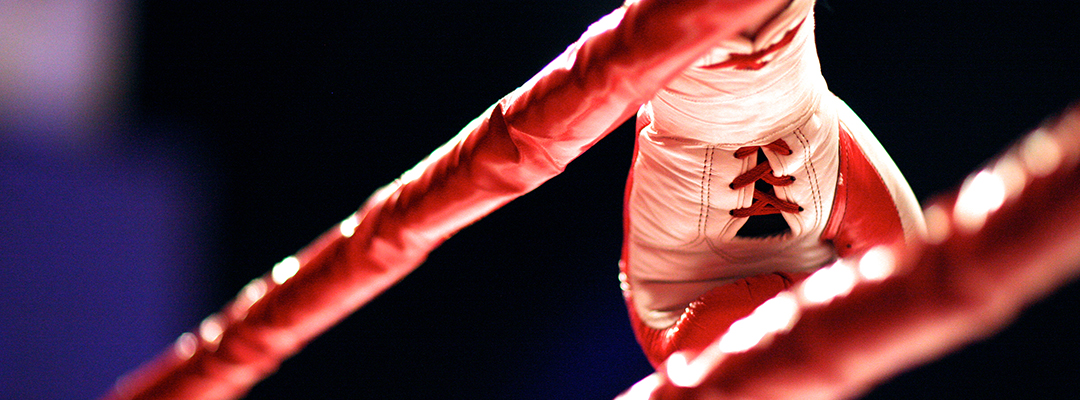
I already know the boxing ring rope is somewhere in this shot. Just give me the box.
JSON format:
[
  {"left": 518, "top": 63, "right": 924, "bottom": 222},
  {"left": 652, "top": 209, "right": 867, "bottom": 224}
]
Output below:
[
  {"left": 617, "top": 103, "right": 1080, "bottom": 399},
  {"left": 102, "top": 0, "right": 1080, "bottom": 397}
]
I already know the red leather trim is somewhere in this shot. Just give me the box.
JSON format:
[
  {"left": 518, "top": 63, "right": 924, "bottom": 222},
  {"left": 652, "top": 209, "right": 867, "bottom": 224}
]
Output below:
[
  {"left": 628, "top": 272, "right": 808, "bottom": 367},
  {"left": 821, "top": 124, "right": 906, "bottom": 258}
]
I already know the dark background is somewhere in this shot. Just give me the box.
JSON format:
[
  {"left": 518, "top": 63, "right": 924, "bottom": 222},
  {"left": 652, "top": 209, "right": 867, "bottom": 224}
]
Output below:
[{"left": 124, "top": 1, "right": 1080, "bottom": 398}]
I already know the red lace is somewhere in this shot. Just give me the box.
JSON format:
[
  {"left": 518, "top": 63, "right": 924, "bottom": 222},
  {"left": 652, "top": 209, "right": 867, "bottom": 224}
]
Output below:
[{"left": 729, "top": 139, "right": 801, "bottom": 218}]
